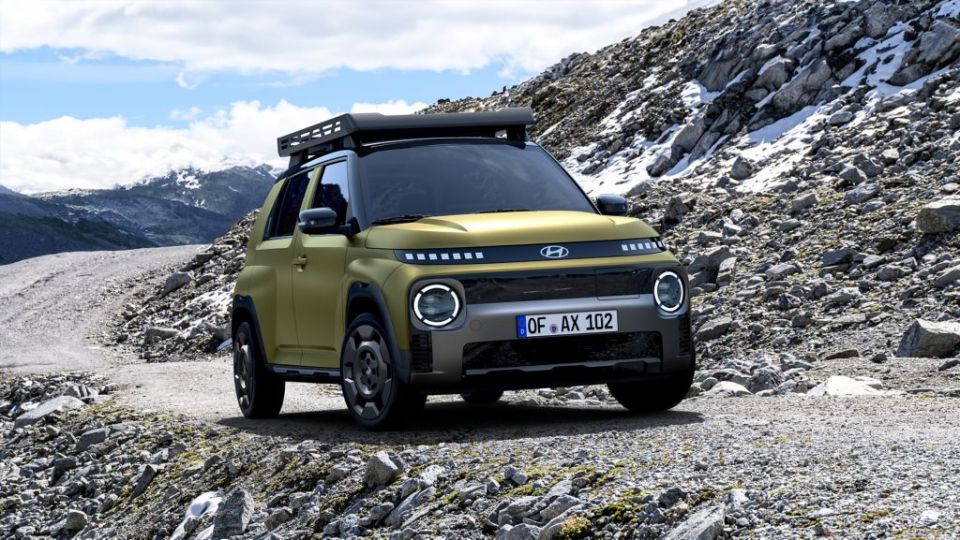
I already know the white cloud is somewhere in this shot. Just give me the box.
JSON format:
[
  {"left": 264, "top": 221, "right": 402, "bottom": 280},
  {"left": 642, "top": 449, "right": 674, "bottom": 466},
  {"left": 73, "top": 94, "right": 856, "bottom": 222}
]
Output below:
[
  {"left": 169, "top": 106, "right": 203, "bottom": 121},
  {"left": 0, "top": 1, "right": 717, "bottom": 78},
  {"left": 351, "top": 100, "right": 427, "bottom": 115},
  {"left": 0, "top": 99, "right": 427, "bottom": 194}
]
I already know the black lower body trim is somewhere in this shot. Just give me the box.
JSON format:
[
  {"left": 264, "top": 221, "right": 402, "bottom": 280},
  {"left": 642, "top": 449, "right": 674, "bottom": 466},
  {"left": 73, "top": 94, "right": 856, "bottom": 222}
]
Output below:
[{"left": 267, "top": 364, "right": 341, "bottom": 383}]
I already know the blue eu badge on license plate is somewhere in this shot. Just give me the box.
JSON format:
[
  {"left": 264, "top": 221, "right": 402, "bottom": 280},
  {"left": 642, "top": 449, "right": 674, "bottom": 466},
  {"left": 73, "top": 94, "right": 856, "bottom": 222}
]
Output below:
[{"left": 516, "top": 315, "right": 527, "bottom": 338}]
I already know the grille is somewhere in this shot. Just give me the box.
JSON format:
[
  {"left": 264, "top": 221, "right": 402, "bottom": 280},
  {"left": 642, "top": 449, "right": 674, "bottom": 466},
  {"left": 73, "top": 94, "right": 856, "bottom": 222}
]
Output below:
[
  {"left": 410, "top": 331, "right": 433, "bottom": 372},
  {"left": 462, "top": 332, "right": 661, "bottom": 372},
  {"left": 460, "top": 267, "right": 655, "bottom": 304}
]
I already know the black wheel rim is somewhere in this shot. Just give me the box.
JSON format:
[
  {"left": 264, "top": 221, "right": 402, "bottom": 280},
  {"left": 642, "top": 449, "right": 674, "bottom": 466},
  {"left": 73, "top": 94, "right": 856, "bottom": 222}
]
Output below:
[
  {"left": 342, "top": 324, "right": 393, "bottom": 420},
  {"left": 233, "top": 332, "right": 253, "bottom": 411}
]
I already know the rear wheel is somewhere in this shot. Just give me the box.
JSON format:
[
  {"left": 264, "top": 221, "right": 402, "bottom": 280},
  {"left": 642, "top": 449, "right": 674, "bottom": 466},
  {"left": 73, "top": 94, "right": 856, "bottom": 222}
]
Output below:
[
  {"left": 608, "top": 361, "right": 694, "bottom": 413},
  {"left": 341, "top": 314, "right": 425, "bottom": 429},
  {"left": 233, "top": 321, "right": 285, "bottom": 418},
  {"left": 460, "top": 391, "right": 504, "bottom": 405}
]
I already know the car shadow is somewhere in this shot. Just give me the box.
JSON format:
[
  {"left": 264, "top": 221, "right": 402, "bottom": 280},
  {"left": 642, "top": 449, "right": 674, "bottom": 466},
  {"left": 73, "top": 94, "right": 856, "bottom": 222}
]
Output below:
[{"left": 217, "top": 401, "right": 704, "bottom": 445}]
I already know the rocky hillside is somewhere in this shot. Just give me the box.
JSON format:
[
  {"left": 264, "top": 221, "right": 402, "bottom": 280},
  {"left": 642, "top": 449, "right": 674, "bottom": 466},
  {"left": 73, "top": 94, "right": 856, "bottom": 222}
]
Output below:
[
  {"left": 112, "top": 212, "right": 257, "bottom": 361},
  {"left": 428, "top": 0, "right": 960, "bottom": 195},
  {"left": 0, "top": 166, "right": 273, "bottom": 265}
]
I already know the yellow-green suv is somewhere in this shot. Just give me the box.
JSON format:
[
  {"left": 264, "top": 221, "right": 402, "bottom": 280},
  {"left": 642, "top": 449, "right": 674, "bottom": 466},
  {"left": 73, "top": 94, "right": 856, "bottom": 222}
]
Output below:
[{"left": 231, "top": 108, "right": 694, "bottom": 428}]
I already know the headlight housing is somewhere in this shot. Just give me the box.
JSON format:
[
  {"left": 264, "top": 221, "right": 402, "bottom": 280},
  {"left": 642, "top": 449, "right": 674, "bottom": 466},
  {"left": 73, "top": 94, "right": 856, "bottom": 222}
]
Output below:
[
  {"left": 413, "top": 283, "right": 461, "bottom": 327},
  {"left": 654, "top": 271, "right": 685, "bottom": 313}
]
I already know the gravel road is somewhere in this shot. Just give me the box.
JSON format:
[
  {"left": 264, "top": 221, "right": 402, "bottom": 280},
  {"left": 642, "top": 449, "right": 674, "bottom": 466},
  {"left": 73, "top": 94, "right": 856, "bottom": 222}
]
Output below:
[{"left": 0, "top": 247, "right": 328, "bottom": 420}]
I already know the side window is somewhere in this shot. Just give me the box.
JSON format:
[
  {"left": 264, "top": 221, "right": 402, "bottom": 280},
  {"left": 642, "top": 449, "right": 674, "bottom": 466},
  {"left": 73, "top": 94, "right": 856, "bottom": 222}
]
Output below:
[
  {"left": 312, "top": 161, "right": 350, "bottom": 226},
  {"left": 267, "top": 171, "right": 311, "bottom": 238}
]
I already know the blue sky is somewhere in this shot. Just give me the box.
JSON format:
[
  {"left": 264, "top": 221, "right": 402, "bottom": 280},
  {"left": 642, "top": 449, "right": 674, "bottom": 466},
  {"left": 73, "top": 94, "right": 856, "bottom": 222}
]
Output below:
[
  {"left": 0, "top": 0, "right": 716, "bottom": 193},
  {"left": 0, "top": 47, "right": 514, "bottom": 126}
]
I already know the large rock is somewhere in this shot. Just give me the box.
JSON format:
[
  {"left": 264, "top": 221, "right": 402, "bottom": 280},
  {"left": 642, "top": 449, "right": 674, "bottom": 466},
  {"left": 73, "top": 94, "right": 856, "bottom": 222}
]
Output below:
[
  {"left": 364, "top": 451, "right": 402, "bottom": 487},
  {"left": 14, "top": 396, "right": 85, "bottom": 429},
  {"left": 934, "top": 265, "right": 960, "bottom": 289},
  {"left": 674, "top": 115, "right": 707, "bottom": 153},
  {"left": 697, "top": 317, "right": 732, "bottom": 341},
  {"left": 213, "top": 488, "right": 254, "bottom": 538},
  {"left": 771, "top": 58, "right": 832, "bottom": 114},
  {"left": 897, "top": 320, "right": 960, "bottom": 358},
  {"left": 159, "top": 272, "right": 192, "bottom": 297},
  {"left": 917, "top": 199, "right": 960, "bottom": 233},
  {"left": 663, "top": 505, "right": 725, "bottom": 540},
  {"left": 729, "top": 156, "right": 754, "bottom": 180}
]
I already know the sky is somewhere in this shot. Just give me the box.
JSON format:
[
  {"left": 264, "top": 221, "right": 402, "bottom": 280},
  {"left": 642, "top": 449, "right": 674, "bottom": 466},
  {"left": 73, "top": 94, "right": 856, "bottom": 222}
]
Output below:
[{"left": 0, "top": 0, "right": 716, "bottom": 194}]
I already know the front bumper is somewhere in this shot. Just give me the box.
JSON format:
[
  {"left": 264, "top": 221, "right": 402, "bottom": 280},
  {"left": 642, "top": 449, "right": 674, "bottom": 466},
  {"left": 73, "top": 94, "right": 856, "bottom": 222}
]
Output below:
[{"left": 407, "top": 294, "right": 693, "bottom": 392}]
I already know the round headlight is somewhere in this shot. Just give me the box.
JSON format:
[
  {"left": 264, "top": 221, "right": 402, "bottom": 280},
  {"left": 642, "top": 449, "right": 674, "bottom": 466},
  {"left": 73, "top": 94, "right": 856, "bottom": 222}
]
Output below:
[
  {"left": 654, "top": 271, "right": 685, "bottom": 313},
  {"left": 413, "top": 283, "right": 461, "bottom": 327}
]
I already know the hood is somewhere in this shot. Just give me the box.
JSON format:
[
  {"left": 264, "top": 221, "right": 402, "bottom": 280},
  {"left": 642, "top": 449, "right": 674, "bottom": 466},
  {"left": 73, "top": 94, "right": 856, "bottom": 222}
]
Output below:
[{"left": 364, "top": 211, "right": 659, "bottom": 250}]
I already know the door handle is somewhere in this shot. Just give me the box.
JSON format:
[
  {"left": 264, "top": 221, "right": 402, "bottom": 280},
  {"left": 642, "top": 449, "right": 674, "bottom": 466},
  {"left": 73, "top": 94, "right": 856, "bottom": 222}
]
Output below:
[{"left": 293, "top": 255, "right": 308, "bottom": 268}]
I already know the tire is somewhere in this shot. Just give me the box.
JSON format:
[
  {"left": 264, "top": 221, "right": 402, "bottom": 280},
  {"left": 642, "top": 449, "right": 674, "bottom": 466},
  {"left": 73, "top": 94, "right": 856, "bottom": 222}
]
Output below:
[
  {"left": 608, "top": 361, "right": 694, "bottom": 413},
  {"left": 460, "top": 391, "right": 504, "bottom": 405},
  {"left": 233, "top": 321, "right": 285, "bottom": 418},
  {"left": 340, "top": 313, "right": 425, "bottom": 429}
]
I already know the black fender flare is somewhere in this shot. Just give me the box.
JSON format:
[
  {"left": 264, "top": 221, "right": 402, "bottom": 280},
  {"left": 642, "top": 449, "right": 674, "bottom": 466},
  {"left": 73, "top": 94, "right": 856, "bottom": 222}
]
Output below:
[
  {"left": 231, "top": 295, "right": 270, "bottom": 368},
  {"left": 346, "top": 282, "right": 411, "bottom": 384}
]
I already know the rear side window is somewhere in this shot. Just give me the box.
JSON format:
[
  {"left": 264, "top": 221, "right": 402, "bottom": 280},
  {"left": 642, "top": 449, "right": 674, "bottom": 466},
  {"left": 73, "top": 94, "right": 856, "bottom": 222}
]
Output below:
[
  {"left": 312, "top": 161, "right": 350, "bottom": 226},
  {"left": 267, "top": 171, "right": 311, "bottom": 238}
]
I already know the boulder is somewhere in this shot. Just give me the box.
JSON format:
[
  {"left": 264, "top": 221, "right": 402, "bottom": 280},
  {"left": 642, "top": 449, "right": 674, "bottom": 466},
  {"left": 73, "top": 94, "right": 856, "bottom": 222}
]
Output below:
[
  {"left": 697, "top": 317, "right": 732, "bottom": 341},
  {"left": 765, "top": 263, "right": 799, "bottom": 280},
  {"left": 213, "top": 488, "right": 254, "bottom": 538},
  {"left": 934, "top": 265, "right": 960, "bottom": 289},
  {"left": 889, "top": 20, "right": 960, "bottom": 85},
  {"left": 897, "top": 319, "right": 960, "bottom": 358},
  {"left": 159, "top": 272, "right": 192, "bottom": 297},
  {"left": 364, "top": 451, "right": 402, "bottom": 487},
  {"left": 729, "top": 156, "right": 754, "bottom": 180},
  {"left": 663, "top": 505, "right": 725, "bottom": 540},
  {"left": 844, "top": 184, "right": 880, "bottom": 205},
  {"left": 917, "top": 199, "right": 960, "bottom": 233},
  {"left": 14, "top": 396, "right": 84, "bottom": 429},
  {"left": 790, "top": 192, "right": 818, "bottom": 214}
]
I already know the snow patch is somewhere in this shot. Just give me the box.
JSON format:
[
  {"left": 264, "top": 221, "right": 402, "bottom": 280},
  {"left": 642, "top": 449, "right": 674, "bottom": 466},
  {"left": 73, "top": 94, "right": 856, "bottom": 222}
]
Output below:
[
  {"left": 738, "top": 105, "right": 827, "bottom": 192},
  {"left": 936, "top": 0, "right": 960, "bottom": 18},
  {"left": 175, "top": 170, "right": 201, "bottom": 190},
  {"left": 170, "top": 491, "right": 221, "bottom": 540},
  {"left": 681, "top": 80, "right": 720, "bottom": 110}
]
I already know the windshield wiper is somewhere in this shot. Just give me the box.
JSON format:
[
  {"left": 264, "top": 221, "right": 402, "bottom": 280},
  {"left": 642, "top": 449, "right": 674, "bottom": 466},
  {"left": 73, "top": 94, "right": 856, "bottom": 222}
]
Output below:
[
  {"left": 371, "top": 214, "right": 430, "bottom": 225},
  {"left": 476, "top": 208, "right": 532, "bottom": 214}
]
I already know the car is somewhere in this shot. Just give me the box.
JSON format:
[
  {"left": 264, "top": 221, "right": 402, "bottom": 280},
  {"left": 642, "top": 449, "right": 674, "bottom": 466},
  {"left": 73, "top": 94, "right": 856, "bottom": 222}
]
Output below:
[{"left": 230, "top": 107, "right": 694, "bottom": 429}]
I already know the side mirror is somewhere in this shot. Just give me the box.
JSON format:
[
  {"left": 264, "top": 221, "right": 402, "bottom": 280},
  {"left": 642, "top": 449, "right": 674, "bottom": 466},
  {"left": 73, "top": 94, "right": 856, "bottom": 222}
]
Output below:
[
  {"left": 595, "top": 194, "right": 628, "bottom": 216},
  {"left": 298, "top": 207, "right": 339, "bottom": 235}
]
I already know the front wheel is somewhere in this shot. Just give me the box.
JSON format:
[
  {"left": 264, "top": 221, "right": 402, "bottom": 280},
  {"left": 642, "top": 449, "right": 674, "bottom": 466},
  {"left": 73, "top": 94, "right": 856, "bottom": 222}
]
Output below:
[
  {"left": 233, "top": 321, "right": 285, "bottom": 418},
  {"left": 340, "top": 314, "right": 425, "bottom": 429},
  {"left": 608, "top": 361, "right": 694, "bottom": 413}
]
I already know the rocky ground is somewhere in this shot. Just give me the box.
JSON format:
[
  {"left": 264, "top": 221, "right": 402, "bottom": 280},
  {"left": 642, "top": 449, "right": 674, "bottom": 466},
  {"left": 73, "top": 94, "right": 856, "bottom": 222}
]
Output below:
[{"left": 4, "top": 373, "right": 960, "bottom": 540}]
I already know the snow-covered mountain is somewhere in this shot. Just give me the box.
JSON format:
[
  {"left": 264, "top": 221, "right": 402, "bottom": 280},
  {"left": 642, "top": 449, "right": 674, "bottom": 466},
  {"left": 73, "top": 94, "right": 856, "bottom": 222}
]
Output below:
[{"left": 0, "top": 166, "right": 273, "bottom": 264}]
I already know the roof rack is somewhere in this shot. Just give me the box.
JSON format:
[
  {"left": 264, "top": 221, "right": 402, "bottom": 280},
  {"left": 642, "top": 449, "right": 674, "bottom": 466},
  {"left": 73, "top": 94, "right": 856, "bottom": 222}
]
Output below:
[{"left": 276, "top": 107, "right": 535, "bottom": 168}]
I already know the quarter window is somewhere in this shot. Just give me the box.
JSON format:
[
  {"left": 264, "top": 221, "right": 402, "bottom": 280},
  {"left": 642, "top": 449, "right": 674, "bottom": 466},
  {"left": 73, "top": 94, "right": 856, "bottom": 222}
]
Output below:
[
  {"left": 268, "top": 170, "right": 311, "bottom": 238},
  {"left": 312, "top": 161, "right": 350, "bottom": 226}
]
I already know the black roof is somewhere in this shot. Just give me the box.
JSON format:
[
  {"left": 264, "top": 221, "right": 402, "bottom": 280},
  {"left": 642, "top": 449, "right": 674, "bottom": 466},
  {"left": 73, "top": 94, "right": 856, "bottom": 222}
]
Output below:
[{"left": 276, "top": 107, "right": 535, "bottom": 167}]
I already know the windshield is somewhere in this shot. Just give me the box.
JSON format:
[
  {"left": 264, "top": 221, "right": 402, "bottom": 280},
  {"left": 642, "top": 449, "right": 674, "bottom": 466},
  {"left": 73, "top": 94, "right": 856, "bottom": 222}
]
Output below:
[{"left": 357, "top": 140, "right": 595, "bottom": 225}]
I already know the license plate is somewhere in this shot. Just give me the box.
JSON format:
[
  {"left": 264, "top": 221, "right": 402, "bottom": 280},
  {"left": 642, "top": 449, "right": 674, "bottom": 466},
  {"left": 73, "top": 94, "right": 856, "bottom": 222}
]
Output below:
[{"left": 517, "top": 310, "right": 618, "bottom": 338}]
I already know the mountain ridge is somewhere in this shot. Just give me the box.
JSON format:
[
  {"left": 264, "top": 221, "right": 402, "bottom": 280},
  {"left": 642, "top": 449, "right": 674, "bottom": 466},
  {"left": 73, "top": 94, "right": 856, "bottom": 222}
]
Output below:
[{"left": 0, "top": 165, "right": 273, "bottom": 264}]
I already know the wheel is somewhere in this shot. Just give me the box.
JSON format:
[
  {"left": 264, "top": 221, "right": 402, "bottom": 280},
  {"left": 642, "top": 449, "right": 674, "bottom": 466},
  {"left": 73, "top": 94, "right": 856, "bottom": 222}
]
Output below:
[
  {"left": 460, "top": 391, "right": 503, "bottom": 405},
  {"left": 233, "top": 321, "right": 285, "bottom": 418},
  {"left": 340, "top": 314, "right": 425, "bottom": 429},
  {"left": 608, "top": 362, "right": 694, "bottom": 413}
]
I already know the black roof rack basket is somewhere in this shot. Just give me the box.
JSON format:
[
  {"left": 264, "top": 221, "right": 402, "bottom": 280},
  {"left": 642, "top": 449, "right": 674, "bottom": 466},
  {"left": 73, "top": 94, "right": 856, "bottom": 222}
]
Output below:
[{"left": 277, "top": 107, "right": 535, "bottom": 168}]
